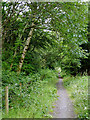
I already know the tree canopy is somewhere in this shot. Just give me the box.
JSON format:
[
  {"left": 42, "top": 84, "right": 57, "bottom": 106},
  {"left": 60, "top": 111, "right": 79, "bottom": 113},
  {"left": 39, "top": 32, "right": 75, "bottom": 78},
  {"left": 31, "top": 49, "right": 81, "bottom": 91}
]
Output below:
[{"left": 2, "top": 1, "right": 89, "bottom": 75}]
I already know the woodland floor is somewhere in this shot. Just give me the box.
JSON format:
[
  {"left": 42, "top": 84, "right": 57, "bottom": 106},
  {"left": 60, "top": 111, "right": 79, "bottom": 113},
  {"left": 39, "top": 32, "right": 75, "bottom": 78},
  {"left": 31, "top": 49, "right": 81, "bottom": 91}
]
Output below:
[{"left": 51, "top": 78, "right": 77, "bottom": 118}]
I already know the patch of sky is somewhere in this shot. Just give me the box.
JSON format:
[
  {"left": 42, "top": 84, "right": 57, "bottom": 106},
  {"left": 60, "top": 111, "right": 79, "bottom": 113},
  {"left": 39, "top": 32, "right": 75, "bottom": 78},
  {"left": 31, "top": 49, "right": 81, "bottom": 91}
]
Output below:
[
  {"left": 79, "top": 35, "right": 82, "bottom": 37},
  {"left": 67, "top": 29, "right": 69, "bottom": 32}
]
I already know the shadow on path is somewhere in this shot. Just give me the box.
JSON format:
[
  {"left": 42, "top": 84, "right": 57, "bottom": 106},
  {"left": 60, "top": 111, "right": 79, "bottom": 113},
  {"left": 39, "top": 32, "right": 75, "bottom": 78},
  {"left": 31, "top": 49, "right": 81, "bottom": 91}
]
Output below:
[{"left": 52, "top": 78, "right": 77, "bottom": 118}]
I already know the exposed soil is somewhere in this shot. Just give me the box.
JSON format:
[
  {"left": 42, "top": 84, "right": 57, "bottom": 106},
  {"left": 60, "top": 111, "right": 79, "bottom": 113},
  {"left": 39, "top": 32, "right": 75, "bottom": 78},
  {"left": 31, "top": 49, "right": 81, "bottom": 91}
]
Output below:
[{"left": 52, "top": 78, "right": 77, "bottom": 118}]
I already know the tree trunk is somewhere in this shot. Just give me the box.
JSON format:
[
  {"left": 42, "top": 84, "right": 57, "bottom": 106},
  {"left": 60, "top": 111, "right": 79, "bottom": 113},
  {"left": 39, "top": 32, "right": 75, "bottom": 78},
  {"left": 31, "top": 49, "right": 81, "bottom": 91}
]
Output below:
[
  {"left": 10, "top": 50, "right": 17, "bottom": 70},
  {"left": 17, "top": 22, "right": 34, "bottom": 74},
  {"left": 10, "top": 23, "right": 28, "bottom": 70}
]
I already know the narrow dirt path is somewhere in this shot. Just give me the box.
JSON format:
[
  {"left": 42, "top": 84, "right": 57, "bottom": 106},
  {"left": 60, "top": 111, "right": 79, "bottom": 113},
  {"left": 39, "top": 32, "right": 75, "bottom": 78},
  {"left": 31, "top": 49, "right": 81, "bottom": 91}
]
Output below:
[{"left": 52, "top": 78, "right": 77, "bottom": 118}]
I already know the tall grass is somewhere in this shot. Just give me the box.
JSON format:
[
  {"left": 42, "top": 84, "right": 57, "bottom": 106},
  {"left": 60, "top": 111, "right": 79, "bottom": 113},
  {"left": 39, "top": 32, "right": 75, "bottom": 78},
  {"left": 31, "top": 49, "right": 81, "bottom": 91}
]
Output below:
[
  {"left": 63, "top": 75, "right": 88, "bottom": 119},
  {"left": 2, "top": 69, "right": 58, "bottom": 118}
]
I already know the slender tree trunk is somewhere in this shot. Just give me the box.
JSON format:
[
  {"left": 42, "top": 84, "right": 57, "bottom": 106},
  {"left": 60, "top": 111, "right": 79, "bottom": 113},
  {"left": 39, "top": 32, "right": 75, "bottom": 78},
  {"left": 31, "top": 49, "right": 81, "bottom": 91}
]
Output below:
[
  {"left": 10, "top": 50, "right": 17, "bottom": 70},
  {"left": 17, "top": 22, "right": 34, "bottom": 74},
  {"left": 10, "top": 23, "right": 28, "bottom": 70}
]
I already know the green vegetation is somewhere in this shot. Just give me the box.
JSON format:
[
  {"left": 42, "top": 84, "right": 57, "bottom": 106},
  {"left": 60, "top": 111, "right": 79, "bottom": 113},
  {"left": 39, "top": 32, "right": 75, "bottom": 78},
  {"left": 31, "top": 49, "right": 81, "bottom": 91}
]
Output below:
[
  {"left": 63, "top": 75, "right": 88, "bottom": 119},
  {"left": 1, "top": 1, "right": 89, "bottom": 119},
  {"left": 2, "top": 2, "right": 89, "bottom": 75},
  {"left": 2, "top": 69, "right": 58, "bottom": 118}
]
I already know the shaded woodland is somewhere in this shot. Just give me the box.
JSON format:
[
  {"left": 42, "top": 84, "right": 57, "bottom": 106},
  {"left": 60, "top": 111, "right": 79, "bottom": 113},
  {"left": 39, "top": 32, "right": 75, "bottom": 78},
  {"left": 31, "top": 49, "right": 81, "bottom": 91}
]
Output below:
[{"left": 2, "top": 1, "right": 89, "bottom": 119}]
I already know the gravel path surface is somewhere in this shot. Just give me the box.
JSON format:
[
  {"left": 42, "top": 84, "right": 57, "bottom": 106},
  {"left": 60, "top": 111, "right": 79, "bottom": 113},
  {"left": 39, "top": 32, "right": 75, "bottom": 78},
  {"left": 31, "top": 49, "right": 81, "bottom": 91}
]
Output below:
[{"left": 52, "top": 78, "right": 77, "bottom": 118}]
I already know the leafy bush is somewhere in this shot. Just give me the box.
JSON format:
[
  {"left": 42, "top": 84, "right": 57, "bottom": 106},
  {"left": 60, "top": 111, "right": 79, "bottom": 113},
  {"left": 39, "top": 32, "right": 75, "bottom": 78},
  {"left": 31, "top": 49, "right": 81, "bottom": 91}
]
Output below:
[
  {"left": 60, "top": 70, "right": 70, "bottom": 78},
  {"left": 2, "top": 69, "right": 58, "bottom": 118},
  {"left": 63, "top": 75, "right": 88, "bottom": 119}
]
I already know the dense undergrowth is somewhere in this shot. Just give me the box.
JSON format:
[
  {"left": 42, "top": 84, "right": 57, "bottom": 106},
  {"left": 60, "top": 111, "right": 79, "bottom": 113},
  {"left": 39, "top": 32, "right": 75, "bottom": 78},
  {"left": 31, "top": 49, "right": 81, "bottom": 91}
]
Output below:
[
  {"left": 2, "top": 69, "right": 58, "bottom": 118},
  {"left": 63, "top": 75, "right": 88, "bottom": 119}
]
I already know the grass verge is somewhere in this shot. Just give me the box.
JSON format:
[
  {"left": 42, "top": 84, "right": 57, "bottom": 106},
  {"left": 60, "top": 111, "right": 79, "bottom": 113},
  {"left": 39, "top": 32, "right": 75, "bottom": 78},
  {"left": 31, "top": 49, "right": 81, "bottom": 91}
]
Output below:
[
  {"left": 2, "top": 69, "right": 58, "bottom": 118},
  {"left": 63, "top": 75, "right": 88, "bottom": 119}
]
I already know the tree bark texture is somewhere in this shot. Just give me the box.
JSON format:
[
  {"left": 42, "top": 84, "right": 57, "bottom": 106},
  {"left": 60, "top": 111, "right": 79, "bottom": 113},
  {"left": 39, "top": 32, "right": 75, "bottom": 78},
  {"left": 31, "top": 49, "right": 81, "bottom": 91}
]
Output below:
[
  {"left": 10, "top": 23, "right": 28, "bottom": 70},
  {"left": 17, "top": 22, "right": 34, "bottom": 74}
]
